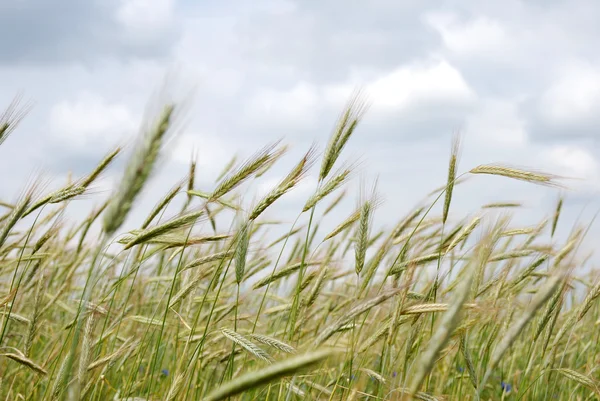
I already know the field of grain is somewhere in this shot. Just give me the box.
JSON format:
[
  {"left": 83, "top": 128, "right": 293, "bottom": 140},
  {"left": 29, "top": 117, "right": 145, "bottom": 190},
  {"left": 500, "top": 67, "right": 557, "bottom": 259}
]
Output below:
[{"left": 0, "top": 92, "right": 599, "bottom": 401}]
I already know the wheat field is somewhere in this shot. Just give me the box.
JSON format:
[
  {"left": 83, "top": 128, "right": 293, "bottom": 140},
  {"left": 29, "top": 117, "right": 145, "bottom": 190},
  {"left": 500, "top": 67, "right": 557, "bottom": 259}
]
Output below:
[{"left": 0, "top": 91, "right": 599, "bottom": 401}]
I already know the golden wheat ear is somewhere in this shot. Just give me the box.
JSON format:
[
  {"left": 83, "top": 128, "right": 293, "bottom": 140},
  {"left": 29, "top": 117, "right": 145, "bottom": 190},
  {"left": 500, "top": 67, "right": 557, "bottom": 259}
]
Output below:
[{"left": 470, "top": 163, "right": 565, "bottom": 187}]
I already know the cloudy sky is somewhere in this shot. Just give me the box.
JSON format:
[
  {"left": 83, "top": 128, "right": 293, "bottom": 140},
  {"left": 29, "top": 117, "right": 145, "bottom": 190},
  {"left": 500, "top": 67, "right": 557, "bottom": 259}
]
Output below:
[{"left": 1, "top": 0, "right": 599, "bottom": 261}]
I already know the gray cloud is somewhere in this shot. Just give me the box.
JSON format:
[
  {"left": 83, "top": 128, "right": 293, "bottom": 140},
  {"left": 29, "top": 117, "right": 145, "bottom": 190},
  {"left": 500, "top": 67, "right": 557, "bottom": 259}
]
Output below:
[
  {"left": 229, "top": 1, "right": 439, "bottom": 84},
  {"left": 0, "top": 0, "right": 179, "bottom": 65}
]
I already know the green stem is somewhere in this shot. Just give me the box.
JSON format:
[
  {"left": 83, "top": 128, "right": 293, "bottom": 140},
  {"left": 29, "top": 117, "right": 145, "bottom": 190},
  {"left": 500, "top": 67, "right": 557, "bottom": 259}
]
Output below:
[
  {"left": 0, "top": 208, "right": 43, "bottom": 345},
  {"left": 287, "top": 206, "right": 316, "bottom": 342}
]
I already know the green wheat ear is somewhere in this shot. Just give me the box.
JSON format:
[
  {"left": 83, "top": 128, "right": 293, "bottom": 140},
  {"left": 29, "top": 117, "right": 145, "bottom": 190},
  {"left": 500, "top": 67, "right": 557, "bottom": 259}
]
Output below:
[
  {"left": 319, "top": 89, "right": 369, "bottom": 181},
  {"left": 442, "top": 132, "right": 461, "bottom": 224},
  {"left": 104, "top": 103, "right": 179, "bottom": 236}
]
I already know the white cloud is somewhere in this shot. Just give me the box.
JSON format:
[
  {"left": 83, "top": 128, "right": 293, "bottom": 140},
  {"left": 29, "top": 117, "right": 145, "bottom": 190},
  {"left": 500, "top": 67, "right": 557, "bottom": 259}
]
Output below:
[
  {"left": 540, "top": 145, "right": 599, "bottom": 189},
  {"left": 278, "top": 59, "right": 475, "bottom": 119},
  {"left": 465, "top": 99, "right": 528, "bottom": 147},
  {"left": 289, "top": 175, "right": 317, "bottom": 197},
  {"left": 116, "top": 0, "right": 175, "bottom": 38},
  {"left": 539, "top": 62, "right": 600, "bottom": 128},
  {"left": 424, "top": 12, "right": 508, "bottom": 57},
  {"left": 49, "top": 93, "right": 138, "bottom": 149},
  {"left": 244, "top": 81, "right": 320, "bottom": 127},
  {"left": 364, "top": 59, "right": 475, "bottom": 113},
  {"left": 170, "top": 132, "right": 230, "bottom": 180},
  {"left": 256, "top": 177, "right": 280, "bottom": 197},
  {"left": 253, "top": 0, "right": 297, "bottom": 15}
]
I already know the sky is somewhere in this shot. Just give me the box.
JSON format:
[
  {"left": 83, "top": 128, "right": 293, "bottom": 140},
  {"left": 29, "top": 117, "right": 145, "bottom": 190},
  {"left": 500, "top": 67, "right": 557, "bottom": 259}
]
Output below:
[{"left": 0, "top": 0, "right": 599, "bottom": 265}]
